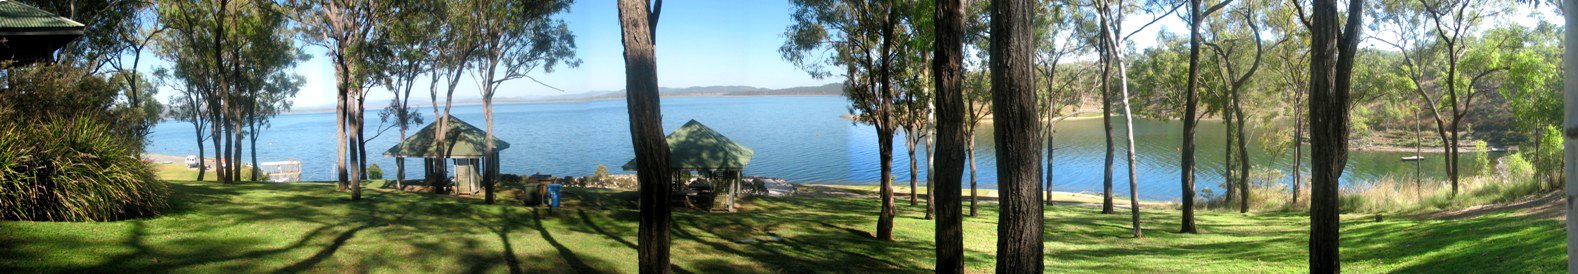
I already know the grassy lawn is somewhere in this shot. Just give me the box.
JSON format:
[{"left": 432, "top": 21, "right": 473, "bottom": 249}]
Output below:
[{"left": 0, "top": 167, "right": 1564, "bottom": 273}]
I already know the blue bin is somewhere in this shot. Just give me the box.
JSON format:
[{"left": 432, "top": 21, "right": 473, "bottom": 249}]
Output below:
[{"left": 546, "top": 184, "right": 563, "bottom": 208}]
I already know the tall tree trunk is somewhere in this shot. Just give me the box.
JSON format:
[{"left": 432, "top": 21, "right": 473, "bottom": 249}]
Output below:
[
  {"left": 196, "top": 134, "right": 206, "bottom": 182},
  {"left": 925, "top": 136, "right": 935, "bottom": 220},
  {"left": 932, "top": 0, "right": 966, "bottom": 269},
  {"left": 908, "top": 137, "right": 918, "bottom": 206},
  {"left": 1114, "top": 47, "right": 1142, "bottom": 239},
  {"left": 1293, "top": 91, "right": 1305, "bottom": 208},
  {"left": 233, "top": 115, "right": 243, "bottom": 182},
  {"left": 211, "top": 110, "right": 226, "bottom": 184},
  {"left": 484, "top": 95, "right": 496, "bottom": 204},
  {"left": 358, "top": 105, "right": 368, "bottom": 181},
  {"left": 617, "top": 1, "right": 672, "bottom": 272},
  {"left": 1234, "top": 86, "right": 1250, "bottom": 213},
  {"left": 990, "top": 0, "right": 1044, "bottom": 271},
  {"left": 1307, "top": 0, "right": 1363, "bottom": 270},
  {"left": 1449, "top": 119, "right": 1460, "bottom": 195},
  {"left": 1046, "top": 121, "right": 1056, "bottom": 205},
  {"left": 348, "top": 88, "right": 363, "bottom": 201},
  {"left": 874, "top": 3, "right": 899, "bottom": 242},
  {"left": 1224, "top": 106, "right": 1236, "bottom": 207},
  {"left": 1100, "top": 53, "right": 1116, "bottom": 215},
  {"left": 194, "top": 121, "right": 206, "bottom": 182},
  {"left": 249, "top": 129, "right": 258, "bottom": 182},
  {"left": 1179, "top": 0, "right": 1203, "bottom": 233},
  {"left": 336, "top": 87, "right": 348, "bottom": 191},
  {"left": 968, "top": 135, "right": 978, "bottom": 217},
  {"left": 877, "top": 129, "right": 896, "bottom": 240}
]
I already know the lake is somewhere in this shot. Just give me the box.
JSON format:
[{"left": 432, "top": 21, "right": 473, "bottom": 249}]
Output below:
[{"left": 146, "top": 96, "right": 1465, "bottom": 200}]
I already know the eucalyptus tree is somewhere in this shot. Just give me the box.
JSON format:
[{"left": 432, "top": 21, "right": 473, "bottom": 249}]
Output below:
[
  {"left": 1266, "top": 1, "right": 1310, "bottom": 207},
  {"left": 1095, "top": 0, "right": 1184, "bottom": 237},
  {"left": 893, "top": 0, "right": 933, "bottom": 208},
  {"left": 1035, "top": 0, "right": 1090, "bottom": 206},
  {"left": 153, "top": 0, "right": 238, "bottom": 184},
  {"left": 1204, "top": 0, "right": 1274, "bottom": 213},
  {"left": 468, "top": 0, "right": 578, "bottom": 204},
  {"left": 616, "top": 0, "right": 672, "bottom": 272},
  {"left": 963, "top": 67, "right": 991, "bottom": 217},
  {"left": 1179, "top": 0, "right": 1233, "bottom": 231},
  {"left": 421, "top": 1, "right": 480, "bottom": 194},
  {"left": 1494, "top": 23, "right": 1563, "bottom": 177},
  {"left": 285, "top": 0, "right": 386, "bottom": 199},
  {"left": 228, "top": 1, "right": 305, "bottom": 182},
  {"left": 962, "top": 0, "right": 991, "bottom": 217},
  {"left": 990, "top": 0, "right": 1045, "bottom": 271},
  {"left": 783, "top": 0, "right": 908, "bottom": 240},
  {"left": 157, "top": 68, "right": 209, "bottom": 181},
  {"left": 1372, "top": 0, "right": 1508, "bottom": 196},
  {"left": 1298, "top": 0, "right": 1366, "bottom": 269},
  {"left": 931, "top": 0, "right": 968, "bottom": 270},
  {"left": 372, "top": 0, "right": 438, "bottom": 188},
  {"left": 106, "top": 4, "right": 166, "bottom": 139}
]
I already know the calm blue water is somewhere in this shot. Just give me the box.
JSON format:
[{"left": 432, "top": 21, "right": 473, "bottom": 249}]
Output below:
[{"left": 147, "top": 96, "right": 1454, "bottom": 200}]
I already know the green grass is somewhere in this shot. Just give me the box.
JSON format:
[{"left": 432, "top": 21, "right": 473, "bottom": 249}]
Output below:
[{"left": 0, "top": 168, "right": 1564, "bottom": 273}]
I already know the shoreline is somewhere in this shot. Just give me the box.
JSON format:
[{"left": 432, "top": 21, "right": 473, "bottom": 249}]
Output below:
[{"left": 284, "top": 94, "right": 845, "bottom": 115}]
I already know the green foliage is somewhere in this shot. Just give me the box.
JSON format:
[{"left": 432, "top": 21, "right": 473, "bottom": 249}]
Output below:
[
  {"left": 1504, "top": 154, "right": 1534, "bottom": 181},
  {"left": 1472, "top": 140, "right": 1490, "bottom": 175},
  {"left": 1525, "top": 126, "right": 1563, "bottom": 181},
  {"left": 0, "top": 116, "right": 167, "bottom": 221},
  {"left": 367, "top": 164, "right": 384, "bottom": 180},
  {"left": 593, "top": 164, "right": 610, "bottom": 181}
]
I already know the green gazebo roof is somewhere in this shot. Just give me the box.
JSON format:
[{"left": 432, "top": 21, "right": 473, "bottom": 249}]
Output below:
[
  {"left": 623, "top": 120, "right": 755, "bottom": 171},
  {"left": 0, "top": 1, "right": 84, "bottom": 34},
  {"left": 384, "top": 116, "right": 509, "bottom": 158}
]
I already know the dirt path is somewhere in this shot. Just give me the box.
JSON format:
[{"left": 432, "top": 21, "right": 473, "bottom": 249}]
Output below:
[{"left": 1417, "top": 192, "right": 1566, "bottom": 221}]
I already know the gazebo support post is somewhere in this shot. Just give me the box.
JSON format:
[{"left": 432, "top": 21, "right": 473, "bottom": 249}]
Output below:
[{"left": 728, "top": 169, "right": 739, "bottom": 213}]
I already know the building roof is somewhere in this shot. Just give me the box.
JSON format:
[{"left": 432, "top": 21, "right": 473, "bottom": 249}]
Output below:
[
  {"left": 623, "top": 120, "right": 755, "bottom": 171},
  {"left": 384, "top": 116, "right": 510, "bottom": 158},
  {"left": 0, "top": 1, "right": 84, "bottom": 35}
]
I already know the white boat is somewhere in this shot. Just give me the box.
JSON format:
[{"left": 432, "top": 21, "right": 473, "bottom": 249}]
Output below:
[{"left": 1401, "top": 156, "right": 1425, "bottom": 161}]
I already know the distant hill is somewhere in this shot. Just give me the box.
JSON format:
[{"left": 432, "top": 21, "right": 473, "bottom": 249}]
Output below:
[
  {"left": 499, "top": 83, "right": 843, "bottom": 103},
  {"left": 285, "top": 84, "right": 843, "bottom": 114}
]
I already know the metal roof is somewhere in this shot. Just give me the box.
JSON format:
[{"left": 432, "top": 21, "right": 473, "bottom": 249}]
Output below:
[
  {"left": 623, "top": 120, "right": 755, "bottom": 171},
  {"left": 384, "top": 116, "right": 511, "bottom": 158},
  {"left": 0, "top": 1, "right": 85, "bottom": 35}
]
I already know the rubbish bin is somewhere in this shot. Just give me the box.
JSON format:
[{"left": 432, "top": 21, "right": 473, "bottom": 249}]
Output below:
[{"left": 546, "top": 184, "right": 563, "bottom": 208}]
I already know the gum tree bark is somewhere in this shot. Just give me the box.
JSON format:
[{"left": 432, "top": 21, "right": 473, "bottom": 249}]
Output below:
[
  {"left": 932, "top": 0, "right": 966, "bottom": 271},
  {"left": 617, "top": 0, "right": 671, "bottom": 273},
  {"left": 1562, "top": 0, "right": 1577, "bottom": 270},
  {"left": 990, "top": 0, "right": 1045, "bottom": 271},
  {"left": 1304, "top": 0, "right": 1363, "bottom": 270}
]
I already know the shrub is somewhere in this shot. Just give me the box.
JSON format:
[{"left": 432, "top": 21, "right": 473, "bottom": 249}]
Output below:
[
  {"left": 1529, "top": 126, "right": 1564, "bottom": 182},
  {"left": 1472, "top": 140, "right": 1491, "bottom": 175},
  {"left": 1505, "top": 153, "right": 1535, "bottom": 179},
  {"left": 367, "top": 164, "right": 384, "bottom": 180},
  {"left": 0, "top": 117, "right": 168, "bottom": 221},
  {"left": 593, "top": 164, "right": 610, "bottom": 181}
]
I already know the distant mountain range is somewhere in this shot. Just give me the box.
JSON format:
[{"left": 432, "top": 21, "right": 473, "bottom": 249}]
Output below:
[{"left": 498, "top": 83, "right": 844, "bottom": 103}]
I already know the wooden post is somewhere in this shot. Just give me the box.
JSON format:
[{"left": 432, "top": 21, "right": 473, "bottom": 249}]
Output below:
[{"left": 1563, "top": 0, "right": 1577, "bottom": 270}]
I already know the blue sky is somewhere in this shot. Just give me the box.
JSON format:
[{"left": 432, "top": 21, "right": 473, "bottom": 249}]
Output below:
[{"left": 149, "top": 0, "right": 839, "bottom": 109}]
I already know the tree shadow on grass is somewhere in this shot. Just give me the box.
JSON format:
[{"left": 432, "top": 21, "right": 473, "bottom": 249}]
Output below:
[{"left": 1341, "top": 215, "right": 1564, "bottom": 273}]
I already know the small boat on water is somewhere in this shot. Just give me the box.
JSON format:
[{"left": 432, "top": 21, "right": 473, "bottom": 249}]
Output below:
[{"left": 1401, "top": 156, "right": 1425, "bottom": 161}]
